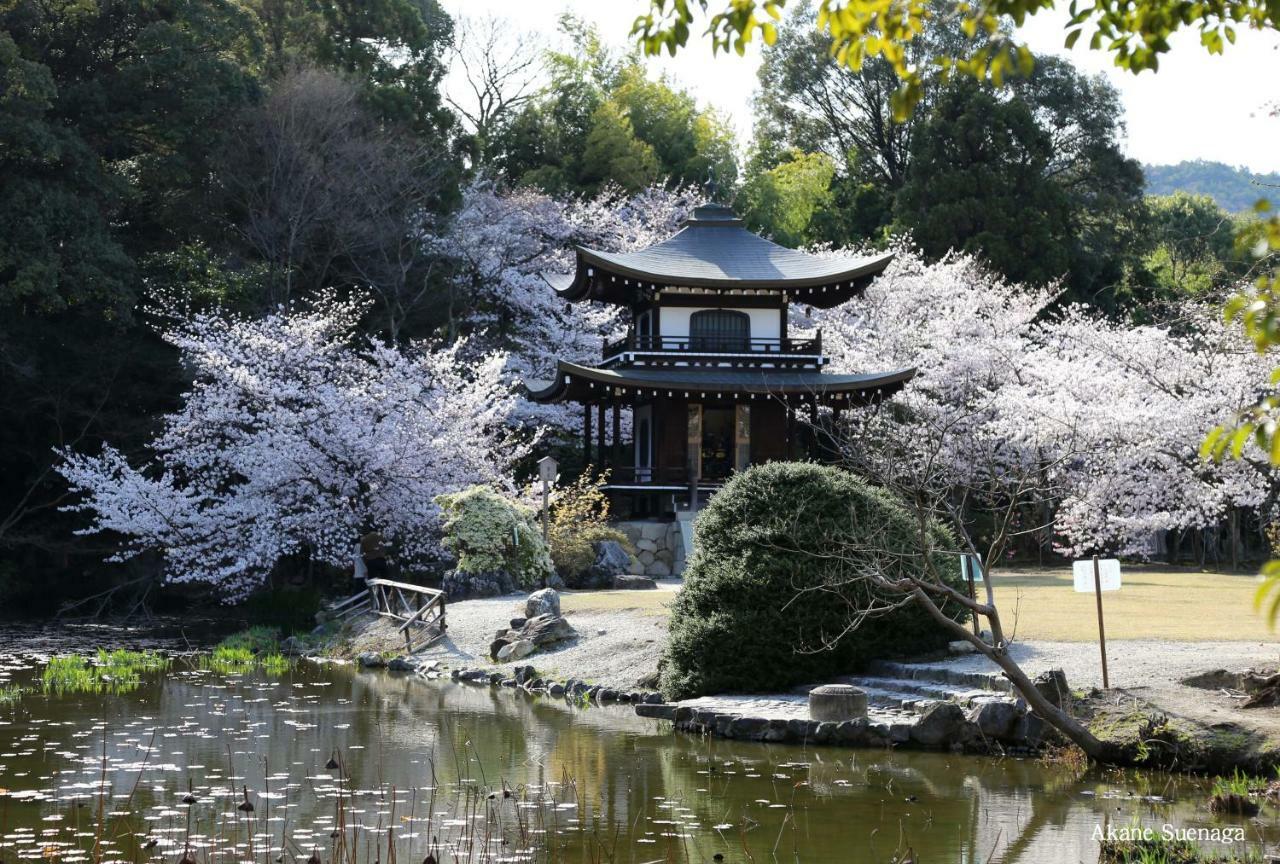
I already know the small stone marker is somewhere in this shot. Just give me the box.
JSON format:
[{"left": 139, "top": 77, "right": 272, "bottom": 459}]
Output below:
[{"left": 808, "top": 684, "right": 868, "bottom": 722}]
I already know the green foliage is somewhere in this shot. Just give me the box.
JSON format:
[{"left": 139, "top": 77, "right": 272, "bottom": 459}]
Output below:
[
  {"left": 661, "top": 462, "right": 960, "bottom": 700},
  {"left": 1100, "top": 834, "right": 1262, "bottom": 863},
  {"left": 0, "top": 685, "right": 23, "bottom": 707},
  {"left": 1145, "top": 161, "right": 1280, "bottom": 214},
  {"left": 0, "top": 0, "right": 461, "bottom": 610},
  {"left": 632, "top": 0, "right": 1278, "bottom": 119},
  {"left": 200, "top": 643, "right": 292, "bottom": 675},
  {"left": 435, "top": 486, "right": 555, "bottom": 590},
  {"left": 739, "top": 150, "right": 836, "bottom": 246}
]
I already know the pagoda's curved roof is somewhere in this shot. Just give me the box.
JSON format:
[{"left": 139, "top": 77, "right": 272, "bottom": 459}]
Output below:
[
  {"left": 549, "top": 203, "right": 894, "bottom": 308},
  {"left": 526, "top": 360, "right": 915, "bottom": 406}
]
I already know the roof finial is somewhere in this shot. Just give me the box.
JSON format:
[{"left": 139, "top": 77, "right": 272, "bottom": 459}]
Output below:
[{"left": 705, "top": 165, "right": 721, "bottom": 205}]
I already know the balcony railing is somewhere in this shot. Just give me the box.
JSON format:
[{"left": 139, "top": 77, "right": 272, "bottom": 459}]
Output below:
[{"left": 603, "top": 331, "right": 822, "bottom": 361}]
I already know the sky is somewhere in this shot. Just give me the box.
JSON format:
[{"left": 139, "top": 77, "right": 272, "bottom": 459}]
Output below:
[{"left": 439, "top": 0, "right": 1280, "bottom": 174}]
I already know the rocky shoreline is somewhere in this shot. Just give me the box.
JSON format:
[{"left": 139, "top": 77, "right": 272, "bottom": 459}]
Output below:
[{"left": 345, "top": 647, "right": 1051, "bottom": 756}]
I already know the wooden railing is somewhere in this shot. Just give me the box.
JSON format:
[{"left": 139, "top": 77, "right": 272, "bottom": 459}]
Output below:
[
  {"left": 328, "top": 577, "right": 447, "bottom": 654},
  {"left": 603, "top": 331, "right": 822, "bottom": 360}
]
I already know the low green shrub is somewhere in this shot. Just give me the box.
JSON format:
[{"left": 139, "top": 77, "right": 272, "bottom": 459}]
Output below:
[
  {"left": 435, "top": 486, "right": 554, "bottom": 589},
  {"left": 661, "top": 461, "right": 961, "bottom": 700}
]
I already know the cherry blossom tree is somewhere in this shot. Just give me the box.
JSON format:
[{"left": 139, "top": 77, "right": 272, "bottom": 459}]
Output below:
[
  {"left": 814, "top": 246, "right": 1274, "bottom": 564},
  {"left": 434, "top": 179, "right": 696, "bottom": 430},
  {"left": 57, "top": 291, "right": 533, "bottom": 601}
]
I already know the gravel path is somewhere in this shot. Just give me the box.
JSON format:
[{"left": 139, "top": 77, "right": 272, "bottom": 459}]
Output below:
[
  {"left": 339, "top": 585, "right": 1280, "bottom": 723},
  {"left": 342, "top": 583, "right": 678, "bottom": 689},
  {"left": 934, "top": 639, "right": 1280, "bottom": 690}
]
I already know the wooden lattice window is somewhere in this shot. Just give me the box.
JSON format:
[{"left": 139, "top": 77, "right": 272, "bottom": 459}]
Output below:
[{"left": 690, "top": 309, "right": 749, "bottom": 352}]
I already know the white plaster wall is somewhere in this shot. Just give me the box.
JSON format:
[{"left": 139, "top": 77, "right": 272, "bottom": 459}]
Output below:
[{"left": 659, "top": 307, "right": 781, "bottom": 342}]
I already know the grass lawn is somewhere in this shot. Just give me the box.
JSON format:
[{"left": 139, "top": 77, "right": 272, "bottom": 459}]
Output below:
[
  {"left": 989, "top": 565, "right": 1279, "bottom": 642},
  {"left": 559, "top": 566, "right": 1280, "bottom": 641},
  {"left": 560, "top": 586, "right": 675, "bottom": 617}
]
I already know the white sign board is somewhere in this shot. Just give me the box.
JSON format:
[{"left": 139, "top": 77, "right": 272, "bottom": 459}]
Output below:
[
  {"left": 961, "top": 553, "right": 984, "bottom": 583},
  {"left": 537, "top": 456, "right": 558, "bottom": 483},
  {"left": 1073, "top": 558, "right": 1121, "bottom": 593}
]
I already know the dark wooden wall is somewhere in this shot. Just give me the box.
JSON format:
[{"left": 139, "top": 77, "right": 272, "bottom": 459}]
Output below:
[{"left": 750, "top": 401, "right": 787, "bottom": 463}]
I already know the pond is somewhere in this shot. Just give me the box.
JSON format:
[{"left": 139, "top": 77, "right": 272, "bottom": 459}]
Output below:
[{"left": 0, "top": 625, "right": 1273, "bottom": 863}]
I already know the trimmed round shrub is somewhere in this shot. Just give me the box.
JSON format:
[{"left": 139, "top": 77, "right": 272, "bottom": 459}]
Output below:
[{"left": 660, "top": 462, "right": 962, "bottom": 700}]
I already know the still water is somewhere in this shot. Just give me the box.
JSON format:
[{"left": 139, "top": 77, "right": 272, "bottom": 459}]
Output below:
[{"left": 0, "top": 626, "right": 1274, "bottom": 863}]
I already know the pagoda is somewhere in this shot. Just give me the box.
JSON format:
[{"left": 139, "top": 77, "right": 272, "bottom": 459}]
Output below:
[{"left": 526, "top": 202, "right": 914, "bottom": 518}]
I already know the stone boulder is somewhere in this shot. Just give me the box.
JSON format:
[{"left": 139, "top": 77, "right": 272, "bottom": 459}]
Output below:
[
  {"left": 910, "top": 702, "right": 972, "bottom": 747},
  {"left": 525, "top": 588, "right": 561, "bottom": 618},
  {"left": 613, "top": 574, "right": 657, "bottom": 590},
  {"left": 490, "top": 613, "right": 577, "bottom": 660},
  {"left": 967, "top": 700, "right": 1021, "bottom": 740},
  {"left": 522, "top": 614, "right": 576, "bottom": 646},
  {"left": 441, "top": 568, "right": 517, "bottom": 600},
  {"left": 280, "top": 636, "right": 308, "bottom": 656},
  {"left": 496, "top": 640, "right": 536, "bottom": 662},
  {"left": 1033, "top": 669, "right": 1070, "bottom": 709},
  {"left": 808, "top": 684, "right": 869, "bottom": 722},
  {"left": 569, "top": 540, "right": 632, "bottom": 589},
  {"left": 387, "top": 656, "right": 419, "bottom": 672},
  {"left": 356, "top": 652, "right": 387, "bottom": 668}
]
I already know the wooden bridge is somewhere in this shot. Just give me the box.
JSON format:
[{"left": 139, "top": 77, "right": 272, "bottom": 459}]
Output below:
[{"left": 328, "top": 578, "right": 447, "bottom": 653}]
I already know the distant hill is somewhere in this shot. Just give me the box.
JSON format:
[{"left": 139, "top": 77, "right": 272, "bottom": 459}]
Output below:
[{"left": 1144, "top": 160, "right": 1280, "bottom": 212}]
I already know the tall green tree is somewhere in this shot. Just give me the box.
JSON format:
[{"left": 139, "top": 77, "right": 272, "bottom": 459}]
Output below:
[
  {"left": 893, "top": 81, "right": 1073, "bottom": 289},
  {"left": 0, "top": 0, "right": 462, "bottom": 611},
  {"left": 1141, "top": 192, "right": 1242, "bottom": 298},
  {"left": 492, "top": 18, "right": 737, "bottom": 195}
]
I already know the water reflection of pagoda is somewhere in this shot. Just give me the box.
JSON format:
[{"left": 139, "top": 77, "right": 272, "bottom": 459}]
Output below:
[{"left": 528, "top": 202, "right": 915, "bottom": 517}]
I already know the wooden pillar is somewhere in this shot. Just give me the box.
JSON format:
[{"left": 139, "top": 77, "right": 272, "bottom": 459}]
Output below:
[
  {"left": 597, "top": 401, "right": 606, "bottom": 469},
  {"left": 612, "top": 400, "right": 621, "bottom": 469},
  {"left": 784, "top": 402, "right": 794, "bottom": 459},
  {"left": 583, "top": 402, "right": 592, "bottom": 468}
]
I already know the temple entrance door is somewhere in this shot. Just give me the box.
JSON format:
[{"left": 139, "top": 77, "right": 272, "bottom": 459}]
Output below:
[{"left": 700, "top": 407, "right": 735, "bottom": 479}]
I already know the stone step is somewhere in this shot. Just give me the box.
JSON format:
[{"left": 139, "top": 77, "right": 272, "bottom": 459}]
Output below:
[
  {"left": 864, "top": 660, "right": 1014, "bottom": 694},
  {"left": 841, "top": 677, "right": 1018, "bottom": 712}
]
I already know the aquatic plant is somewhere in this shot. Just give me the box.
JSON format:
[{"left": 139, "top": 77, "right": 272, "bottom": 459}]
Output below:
[
  {"left": 0, "top": 684, "right": 23, "bottom": 706},
  {"left": 1209, "top": 769, "right": 1261, "bottom": 816},
  {"left": 200, "top": 644, "right": 293, "bottom": 675},
  {"left": 202, "top": 645, "right": 256, "bottom": 673},
  {"left": 1100, "top": 834, "right": 1263, "bottom": 863},
  {"left": 217, "top": 625, "right": 281, "bottom": 654},
  {"left": 42, "top": 651, "right": 167, "bottom": 695},
  {"left": 260, "top": 652, "right": 291, "bottom": 673}
]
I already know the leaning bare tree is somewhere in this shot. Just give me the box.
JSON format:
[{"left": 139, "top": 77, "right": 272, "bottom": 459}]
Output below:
[
  {"left": 445, "top": 16, "right": 544, "bottom": 167},
  {"left": 809, "top": 395, "right": 1115, "bottom": 760}
]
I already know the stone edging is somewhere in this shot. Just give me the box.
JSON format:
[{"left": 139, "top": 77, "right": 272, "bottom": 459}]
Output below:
[
  {"left": 362, "top": 656, "right": 1048, "bottom": 757},
  {"left": 634, "top": 702, "right": 1044, "bottom": 756},
  {"left": 447, "top": 664, "right": 666, "bottom": 704}
]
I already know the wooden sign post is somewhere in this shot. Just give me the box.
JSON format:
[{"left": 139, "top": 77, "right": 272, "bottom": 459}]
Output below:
[
  {"left": 961, "top": 553, "right": 983, "bottom": 635},
  {"left": 1073, "top": 556, "right": 1121, "bottom": 689}
]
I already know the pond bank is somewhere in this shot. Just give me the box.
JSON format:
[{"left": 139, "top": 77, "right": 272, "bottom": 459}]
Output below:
[{"left": 314, "top": 589, "right": 1280, "bottom": 772}]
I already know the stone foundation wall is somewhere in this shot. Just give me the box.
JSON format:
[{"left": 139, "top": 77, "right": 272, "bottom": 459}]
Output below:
[{"left": 615, "top": 520, "right": 685, "bottom": 578}]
